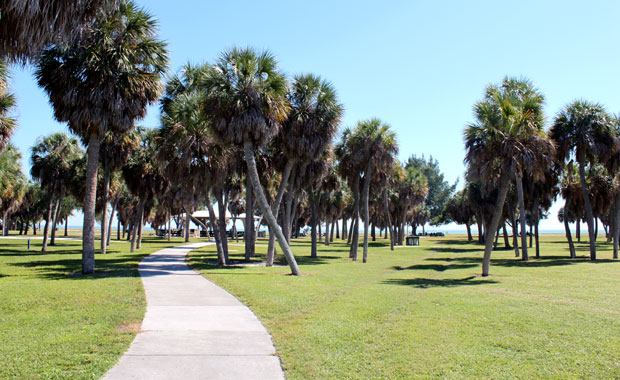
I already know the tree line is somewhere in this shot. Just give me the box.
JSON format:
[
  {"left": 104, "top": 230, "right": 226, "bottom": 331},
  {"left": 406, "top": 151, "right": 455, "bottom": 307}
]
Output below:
[
  {"left": 441, "top": 77, "right": 620, "bottom": 276},
  {"left": 0, "top": 1, "right": 458, "bottom": 276}
]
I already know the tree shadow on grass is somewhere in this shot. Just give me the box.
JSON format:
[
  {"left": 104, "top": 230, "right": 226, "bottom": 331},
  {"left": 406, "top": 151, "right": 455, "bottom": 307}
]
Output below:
[
  {"left": 8, "top": 253, "right": 146, "bottom": 280},
  {"left": 424, "top": 255, "right": 620, "bottom": 268},
  {"left": 430, "top": 247, "right": 483, "bottom": 254},
  {"left": 392, "top": 263, "right": 478, "bottom": 272},
  {"left": 382, "top": 276, "right": 498, "bottom": 288},
  {"left": 433, "top": 239, "right": 483, "bottom": 246}
]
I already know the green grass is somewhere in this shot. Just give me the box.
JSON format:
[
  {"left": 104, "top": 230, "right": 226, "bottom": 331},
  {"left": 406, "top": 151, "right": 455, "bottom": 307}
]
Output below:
[
  {"left": 0, "top": 234, "right": 192, "bottom": 380},
  {"left": 188, "top": 235, "right": 620, "bottom": 380}
]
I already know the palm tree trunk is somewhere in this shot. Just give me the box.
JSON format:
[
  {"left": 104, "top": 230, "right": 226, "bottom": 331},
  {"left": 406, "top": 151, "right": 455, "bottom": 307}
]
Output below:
[
  {"left": 578, "top": 159, "right": 596, "bottom": 260},
  {"left": 613, "top": 192, "right": 620, "bottom": 259},
  {"left": 594, "top": 217, "right": 598, "bottom": 241},
  {"left": 167, "top": 211, "right": 171, "bottom": 242},
  {"left": 512, "top": 213, "right": 519, "bottom": 257},
  {"left": 216, "top": 191, "right": 229, "bottom": 260},
  {"left": 2, "top": 210, "right": 8, "bottom": 236},
  {"left": 502, "top": 223, "right": 510, "bottom": 248},
  {"left": 493, "top": 227, "right": 500, "bottom": 249},
  {"left": 362, "top": 161, "right": 373, "bottom": 263},
  {"left": 535, "top": 220, "right": 540, "bottom": 258},
  {"left": 482, "top": 172, "right": 511, "bottom": 277},
  {"left": 101, "top": 167, "right": 111, "bottom": 255},
  {"left": 349, "top": 175, "right": 360, "bottom": 260},
  {"left": 310, "top": 192, "right": 319, "bottom": 258},
  {"left": 564, "top": 200, "right": 576, "bottom": 258},
  {"left": 50, "top": 195, "right": 63, "bottom": 246},
  {"left": 244, "top": 141, "right": 300, "bottom": 275},
  {"left": 324, "top": 217, "right": 330, "bottom": 247},
  {"left": 529, "top": 224, "right": 533, "bottom": 248},
  {"left": 266, "top": 161, "right": 293, "bottom": 266},
  {"left": 466, "top": 223, "right": 472, "bottom": 241},
  {"left": 244, "top": 174, "right": 255, "bottom": 260},
  {"left": 82, "top": 132, "right": 101, "bottom": 274},
  {"left": 130, "top": 198, "right": 145, "bottom": 253},
  {"left": 232, "top": 216, "right": 238, "bottom": 242},
  {"left": 206, "top": 196, "right": 227, "bottom": 265},
  {"left": 64, "top": 217, "right": 68, "bottom": 236},
  {"left": 137, "top": 206, "right": 144, "bottom": 249},
  {"left": 106, "top": 195, "right": 118, "bottom": 246},
  {"left": 576, "top": 219, "right": 580, "bottom": 242},
  {"left": 42, "top": 191, "right": 55, "bottom": 252},
  {"left": 515, "top": 172, "right": 528, "bottom": 261},
  {"left": 371, "top": 222, "right": 376, "bottom": 242},
  {"left": 336, "top": 220, "right": 340, "bottom": 239},
  {"left": 184, "top": 208, "right": 191, "bottom": 243},
  {"left": 342, "top": 217, "right": 348, "bottom": 241}
]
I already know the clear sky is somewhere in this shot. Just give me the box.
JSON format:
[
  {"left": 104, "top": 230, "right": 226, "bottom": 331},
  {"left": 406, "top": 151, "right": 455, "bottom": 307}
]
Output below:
[{"left": 9, "top": 0, "right": 620, "bottom": 230}]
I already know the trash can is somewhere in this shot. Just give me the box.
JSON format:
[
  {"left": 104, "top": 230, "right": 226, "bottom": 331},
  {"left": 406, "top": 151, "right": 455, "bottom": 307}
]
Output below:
[{"left": 406, "top": 236, "right": 420, "bottom": 246}]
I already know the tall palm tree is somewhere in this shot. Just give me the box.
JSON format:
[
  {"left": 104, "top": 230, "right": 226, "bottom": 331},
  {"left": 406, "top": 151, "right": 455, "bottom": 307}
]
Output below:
[
  {"left": 0, "top": 60, "right": 16, "bottom": 153},
  {"left": 0, "top": 0, "right": 115, "bottom": 63},
  {"left": 36, "top": 1, "right": 168, "bottom": 273},
  {"left": 341, "top": 118, "right": 398, "bottom": 262},
  {"left": 550, "top": 100, "right": 619, "bottom": 260},
  {"left": 265, "top": 74, "right": 343, "bottom": 263},
  {"left": 201, "top": 47, "right": 300, "bottom": 275},
  {"left": 157, "top": 64, "right": 233, "bottom": 264},
  {"left": 123, "top": 129, "right": 168, "bottom": 252},
  {"left": 99, "top": 129, "right": 138, "bottom": 254},
  {"left": 337, "top": 118, "right": 398, "bottom": 262},
  {"left": 465, "top": 77, "right": 551, "bottom": 276},
  {"left": 30, "top": 133, "right": 82, "bottom": 251}
]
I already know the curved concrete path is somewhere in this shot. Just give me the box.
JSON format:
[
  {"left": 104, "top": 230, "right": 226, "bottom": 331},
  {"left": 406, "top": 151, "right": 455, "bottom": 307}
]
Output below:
[{"left": 103, "top": 242, "right": 285, "bottom": 380}]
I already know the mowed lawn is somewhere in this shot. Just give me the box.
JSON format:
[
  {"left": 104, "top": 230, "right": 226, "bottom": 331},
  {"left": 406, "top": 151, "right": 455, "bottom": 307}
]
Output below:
[
  {"left": 188, "top": 234, "right": 620, "bottom": 380},
  {"left": 0, "top": 234, "right": 190, "bottom": 380}
]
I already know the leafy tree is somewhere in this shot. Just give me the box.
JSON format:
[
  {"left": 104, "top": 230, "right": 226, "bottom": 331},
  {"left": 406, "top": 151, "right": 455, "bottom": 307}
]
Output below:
[
  {"left": 405, "top": 155, "right": 456, "bottom": 225},
  {"left": 36, "top": 1, "right": 168, "bottom": 273}
]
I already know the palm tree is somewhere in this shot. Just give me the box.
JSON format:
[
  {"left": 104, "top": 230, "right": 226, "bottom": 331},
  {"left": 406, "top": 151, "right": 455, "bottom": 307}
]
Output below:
[
  {"left": 123, "top": 129, "right": 168, "bottom": 252},
  {"left": 465, "top": 77, "right": 551, "bottom": 276},
  {"left": 0, "top": 60, "right": 16, "bottom": 153},
  {"left": 349, "top": 119, "right": 398, "bottom": 262},
  {"left": 550, "top": 100, "right": 619, "bottom": 260},
  {"left": 265, "top": 74, "right": 343, "bottom": 263},
  {"left": 99, "top": 130, "right": 138, "bottom": 254},
  {"left": 0, "top": 144, "right": 26, "bottom": 235},
  {"left": 157, "top": 64, "right": 233, "bottom": 264},
  {"left": 36, "top": 1, "right": 168, "bottom": 273},
  {"left": 201, "top": 47, "right": 300, "bottom": 275},
  {"left": 30, "top": 133, "right": 82, "bottom": 251},
  {"left": 0, "top": 0, "right": 115, "bottom": 63}
]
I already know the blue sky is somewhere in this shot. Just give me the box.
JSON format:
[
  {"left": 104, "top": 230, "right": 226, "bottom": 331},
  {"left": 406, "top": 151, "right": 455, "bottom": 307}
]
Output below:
[{"left": 9, "top": 0, "right": 620, "bottom": 230}]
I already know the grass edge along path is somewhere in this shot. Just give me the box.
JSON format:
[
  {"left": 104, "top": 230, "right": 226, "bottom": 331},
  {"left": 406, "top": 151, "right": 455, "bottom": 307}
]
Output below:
[
  {"left": 0, "top": 235, "right": 197, "bottom": 380},
  {"left": 188, "top": 234, "right": 620, "bottom": 380}
]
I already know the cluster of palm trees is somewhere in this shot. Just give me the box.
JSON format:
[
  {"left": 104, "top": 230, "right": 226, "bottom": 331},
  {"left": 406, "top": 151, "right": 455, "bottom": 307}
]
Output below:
[
  {"left": 446, "top": 77, "right": 620, "bottom": 276},
  {"left": 0, "top": 1, "right": 438, "bottom": 276}
]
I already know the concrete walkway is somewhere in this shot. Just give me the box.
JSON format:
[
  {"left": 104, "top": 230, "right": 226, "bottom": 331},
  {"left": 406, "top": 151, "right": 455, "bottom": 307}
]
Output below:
[{"left": 103, "top": 242, "right": 285, "bottom": 380}]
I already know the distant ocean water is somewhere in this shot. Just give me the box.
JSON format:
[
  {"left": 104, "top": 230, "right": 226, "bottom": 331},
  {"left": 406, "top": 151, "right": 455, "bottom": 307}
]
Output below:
[{"left": 65, "top": 226, "right": 569, "bottom": 234}]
